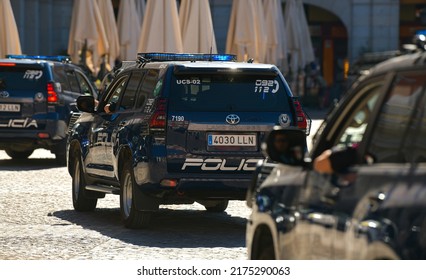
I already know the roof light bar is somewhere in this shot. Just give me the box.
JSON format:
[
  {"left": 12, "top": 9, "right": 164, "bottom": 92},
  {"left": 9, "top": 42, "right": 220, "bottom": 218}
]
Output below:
[
  {"left": 6, "top": 54, "right": 71, "bottom": 63},
  {"left": 137, "top": 53, "right": 236, "bottom": 62}
]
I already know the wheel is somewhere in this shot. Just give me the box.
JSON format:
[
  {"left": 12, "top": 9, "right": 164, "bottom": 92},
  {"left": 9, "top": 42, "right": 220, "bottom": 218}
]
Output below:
[
  {"left": 5, "top": 149, "right": 33, "bottom": 160},
  {"left": 72, "top": 155, "right": 97, "bottom": 211},
  {"left": 203, "top": 200, "right": 229, "bottom": 212},
  {"left": 120, "top": 161, "right": 151, "bottom": 229},
  {"left": 258, "top": 245, "right": 275, "bottom": 260}
]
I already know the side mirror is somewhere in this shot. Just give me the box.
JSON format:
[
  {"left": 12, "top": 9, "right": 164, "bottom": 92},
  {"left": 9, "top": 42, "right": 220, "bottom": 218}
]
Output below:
[
  {"left": 263, "top": 127, "right": 307, "bottom": 165},
  {"left": 76, "top": 95, "right": 95, "bottom": 113}
]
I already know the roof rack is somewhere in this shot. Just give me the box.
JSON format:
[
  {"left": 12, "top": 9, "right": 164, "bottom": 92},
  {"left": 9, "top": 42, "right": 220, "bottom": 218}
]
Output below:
[
  {"left": 137, "top": 53, "right": 237, "bottom": 63},
  {"left": 6, "top": 54, "right": 71, "bottom": 63}
]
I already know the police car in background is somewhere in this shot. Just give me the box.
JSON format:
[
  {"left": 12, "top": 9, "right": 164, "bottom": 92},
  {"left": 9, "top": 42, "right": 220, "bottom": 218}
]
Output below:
[
  {"left": 0, "top": 55, "right": 97, "bottom": 164},
  {"left": 68, "top": 53, "right": 310, "bottom": 229}
]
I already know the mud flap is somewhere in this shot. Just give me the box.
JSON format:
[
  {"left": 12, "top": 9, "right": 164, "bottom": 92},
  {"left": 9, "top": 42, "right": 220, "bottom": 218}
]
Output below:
[{"left": 133, "top": 183, "right": 160, "bottom": 211}]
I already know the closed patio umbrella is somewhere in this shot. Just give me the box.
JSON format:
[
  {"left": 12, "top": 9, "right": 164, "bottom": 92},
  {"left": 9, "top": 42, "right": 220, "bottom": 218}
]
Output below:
[
  {"left": 296, "top": 0, "right": 315, "bottom": 66},
  {"left": 179, "top": 0, "right": 217, "bottom": 53},
  {"left": 263, "top": 0, "right": 288, "bottom": 72},
  {"left": 138, "top": 0, "right": 183, "bottom": 53},
  {"left": 226, "top": 0, "right": 266, "bottom": 62},
  {"left": 117, "top": 0, "right": 141, "bottom": 60},
  {"left": 285, "top": 0, "right": 314, "bottom": 72},
  {"left": 134, "top": 0, "right": 147, "bottom": 27},
  {"left": 68, "top": 0, "right": 109, "bottom": 74},
  {"left": 97, "top": 0, "right": 120, "bottom": 70},
  {"left": 0, "top": 0, "right": 21, "bottom": 58}
]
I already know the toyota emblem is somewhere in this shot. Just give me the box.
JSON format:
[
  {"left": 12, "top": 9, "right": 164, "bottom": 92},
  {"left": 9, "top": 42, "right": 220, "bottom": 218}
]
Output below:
[
  {"left": 0, "top": 91, "right": 10, "bottom": 98},
  {"left": 225, "top": 114, "right": 240, "bottom": 125}
]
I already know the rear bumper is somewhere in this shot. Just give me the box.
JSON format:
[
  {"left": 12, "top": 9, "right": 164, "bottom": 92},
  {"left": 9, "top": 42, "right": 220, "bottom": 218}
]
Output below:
[
  {"left": 0, "top": 119, "right": 67, "bottom": 151},
  {"left": 136, "top": 173, "right": 253, "bottom": 201}
]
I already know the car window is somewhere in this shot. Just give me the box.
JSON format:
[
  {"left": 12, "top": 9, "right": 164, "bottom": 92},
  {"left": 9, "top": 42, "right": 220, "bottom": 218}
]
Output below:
[
  {"left": 120, "top": 71, "right": 143, "bottom": 110},
  {"left": 403, "top": 75, "right": 426, "bottom": 163},
  {"left": 75, "top": 72, "right": 93, "bottom": 96},
  {"left": 0, "top": 65, "right": 47, "bottom": 91},
  {"left": 169, "top": 74, "right": 290, "bottom": 112},
  {"left": 52, "top": 65, "right": 71, "bottom": 91},
  {"left": 103, "top": 75, "right": 129, "bottom": 111},
  {"left": 369, "top": 71, "right": 426, "bottom": 163},
  {"left": 332, "top": 83, "right": 381, "bottom": 149},
  {"left": 136, "top": 69, "right": 160, "bottom": 109},
  {"left": 66, "top": 71, "right": 80, "bottom": 92}
]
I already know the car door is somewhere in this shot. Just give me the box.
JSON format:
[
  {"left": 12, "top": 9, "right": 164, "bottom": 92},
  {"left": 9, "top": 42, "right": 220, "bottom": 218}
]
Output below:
[
  {"left": 347, "top": 69, "right": 426, "bottom": 259},
  {"left": 103, "top": 70, "right": 144, "bottom": 175},
  {"left": 84, "top": 74, "right": 130, "bottom": 178},
  {"left": 298, "top": 75, "right": 388, "bottom": 259}
]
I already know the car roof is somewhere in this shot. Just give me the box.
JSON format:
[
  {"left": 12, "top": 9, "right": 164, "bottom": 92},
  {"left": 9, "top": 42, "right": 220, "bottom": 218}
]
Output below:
[{"left": 365, "top": 51, "right": 426, "bottom": 77}]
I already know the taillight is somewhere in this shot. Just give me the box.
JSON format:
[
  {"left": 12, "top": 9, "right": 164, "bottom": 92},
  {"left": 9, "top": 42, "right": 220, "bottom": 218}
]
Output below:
[
  {"left": 293, "top": 98, "right": 311, "bottom": 135},
  {"left": 149, "top": 98, "right": 167, "bottom": 129},
  {"left": 0, "top": 62, "right": 16, "bottom": 67},
  {"left": 47, "top": 82, "right": 58, "bottom": 103}
]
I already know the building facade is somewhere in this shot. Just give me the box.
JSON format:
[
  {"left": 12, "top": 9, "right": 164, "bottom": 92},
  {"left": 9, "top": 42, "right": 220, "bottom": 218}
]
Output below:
[{"left": 9, "top": 0, "right": 426, "bottom": 83}]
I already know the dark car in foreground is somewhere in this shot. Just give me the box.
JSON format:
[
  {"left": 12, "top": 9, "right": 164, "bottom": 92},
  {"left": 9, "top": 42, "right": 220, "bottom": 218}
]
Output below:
[
  {"left": 67, "top": 53, "right": 309, "bottom": 229},
  {"left": 246, "top": 49, "right": 426, "bottom": 259},
  {"left": 0, "top": 55, "right": 96, "bottom": 164}
]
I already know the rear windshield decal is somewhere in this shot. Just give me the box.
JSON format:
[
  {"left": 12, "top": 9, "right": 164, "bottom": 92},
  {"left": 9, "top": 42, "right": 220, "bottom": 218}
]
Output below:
[
  {"left": 254, "top": 79, "right": 279, "bottom": 95},
  {"left": 176, "top": 79, "right": 200, "bottom": 85},
  {"left": 23, "top": 70, "right": 43, "bottom": 80}
]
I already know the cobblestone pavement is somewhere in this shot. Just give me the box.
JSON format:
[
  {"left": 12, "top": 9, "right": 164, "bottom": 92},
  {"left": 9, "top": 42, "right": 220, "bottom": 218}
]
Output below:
[
  {"left": 0, "top": 149, "right": 251, "bottom": 260},
  {"left": 0, "top": 120, "right": 323, "bottom": 260}
]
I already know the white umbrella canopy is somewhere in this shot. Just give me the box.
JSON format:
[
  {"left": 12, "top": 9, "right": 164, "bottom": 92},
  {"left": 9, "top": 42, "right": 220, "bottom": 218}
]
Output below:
[
  {"left": 226, "top": 0, "right": 266, "bottom": 62},
  {"left": 0, "top": 0, "right": 21, "bottom": 58},
  {"left": 296, "top": 0, "right": 315, "bottom": 66},
  {"left": 117, "top": 0, "right": 141, "bottom": 60},
  {"left": 68, "top": 0, "right": 109, "bottom": 74},
  {"left": 138, "top": 0, "right": 183, "bottom": 53},
  {"left": 134, "top": 0, "right": 147, "bottom": 27},
  {"left": 97, "top": 0, "right": 120, "bottom": 69},
  {"left": 284, "top": 0, "right": 314, "bottom": 72},
  {"left": 263, "top": 0, "right": 288, "bottom": 72},
  {"left": 179, "top": 0, "right": 217, "bottom": 53}
]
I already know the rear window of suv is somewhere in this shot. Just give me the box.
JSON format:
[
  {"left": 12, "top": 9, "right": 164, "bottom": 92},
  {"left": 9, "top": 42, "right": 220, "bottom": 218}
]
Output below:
[
  {"left": 0, "top": 65, "right": 47, "bottom": 91},
  {"left": 169, "top": 73, "right": 291, "bottom": 112}
]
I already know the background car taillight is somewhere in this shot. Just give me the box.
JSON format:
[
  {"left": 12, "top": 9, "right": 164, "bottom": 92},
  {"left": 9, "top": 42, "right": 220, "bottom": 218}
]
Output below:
[
  {"left": 47, "top": 82, "right": 58, "bottom": 104},
  {"left": 149, "top": 98, "right": 167, "bottom": 129},
  {"left": 293, "top": 97, "right": 311, "bottom": 135}
]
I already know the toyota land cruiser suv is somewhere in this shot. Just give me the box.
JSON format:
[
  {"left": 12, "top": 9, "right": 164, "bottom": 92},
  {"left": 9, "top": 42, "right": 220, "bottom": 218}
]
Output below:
[
  {"left": 0, "top": 55, "right": 97, "bottom": 164},
  {"left": 67, "top": 53, "right": 310, "bottom": 229}
]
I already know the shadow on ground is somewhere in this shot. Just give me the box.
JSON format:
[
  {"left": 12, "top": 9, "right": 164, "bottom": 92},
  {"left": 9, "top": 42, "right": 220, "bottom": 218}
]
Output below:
[
  {"left": 0, "top": 158, "right": 63, "bottom": 171},
  {"left": 53, "top": 206, "right": 247, "bottom": 248}
]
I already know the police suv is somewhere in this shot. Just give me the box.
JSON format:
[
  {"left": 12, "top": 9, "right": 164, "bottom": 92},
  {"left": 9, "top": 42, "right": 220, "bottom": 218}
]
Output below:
[
  {"left": 0, "top": 55, "right": 97, "bottom": 164},
  {"left": 68, "top": 53, "right": 309, "bottom": 228}
]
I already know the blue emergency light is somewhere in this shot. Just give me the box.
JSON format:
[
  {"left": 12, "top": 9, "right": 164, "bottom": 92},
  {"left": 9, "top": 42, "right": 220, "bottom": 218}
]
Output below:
[
  {"left": 137, "top": 53, "right": 236, "bottom": 62},
  {"left": 416, "top": 30, "right": 426, "bottom": 36},
  {"left": 6, "top": 54, "right": 71, "bottom": 62}
]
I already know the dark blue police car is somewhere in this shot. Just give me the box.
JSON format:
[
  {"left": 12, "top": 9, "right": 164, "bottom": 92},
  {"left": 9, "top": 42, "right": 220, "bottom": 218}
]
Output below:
[
  {"left": 0, "top": 55, "right": 97, "bottom": 165},
  {"left": 67, "top": 53, "right": 309, "bottom": 228}
]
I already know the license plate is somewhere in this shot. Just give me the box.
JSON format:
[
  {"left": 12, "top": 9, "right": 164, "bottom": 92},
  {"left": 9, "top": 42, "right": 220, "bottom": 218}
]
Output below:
[
  {"left": 0, "top": 103, "right": 20, "bottom": 112},
  {"left": 208, "top": 134, "right": 257, "bottom": 146}
]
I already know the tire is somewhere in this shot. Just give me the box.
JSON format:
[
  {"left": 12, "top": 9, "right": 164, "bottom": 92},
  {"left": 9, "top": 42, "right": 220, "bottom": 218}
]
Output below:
[
  {"left": 72, "top": 155, "right": 97, "bottom": 211},
  {"left": 5, "top": 149, "right": 33, "bottom": 160},
  {"left": 258, "top": 245, "right": 275, "bottom": 260},
  {"left": 120, "top": 161, "right": 151, "bottom": 229},
  {"left": 203, "top": 200, "right": 229, "bottom": 212}
]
